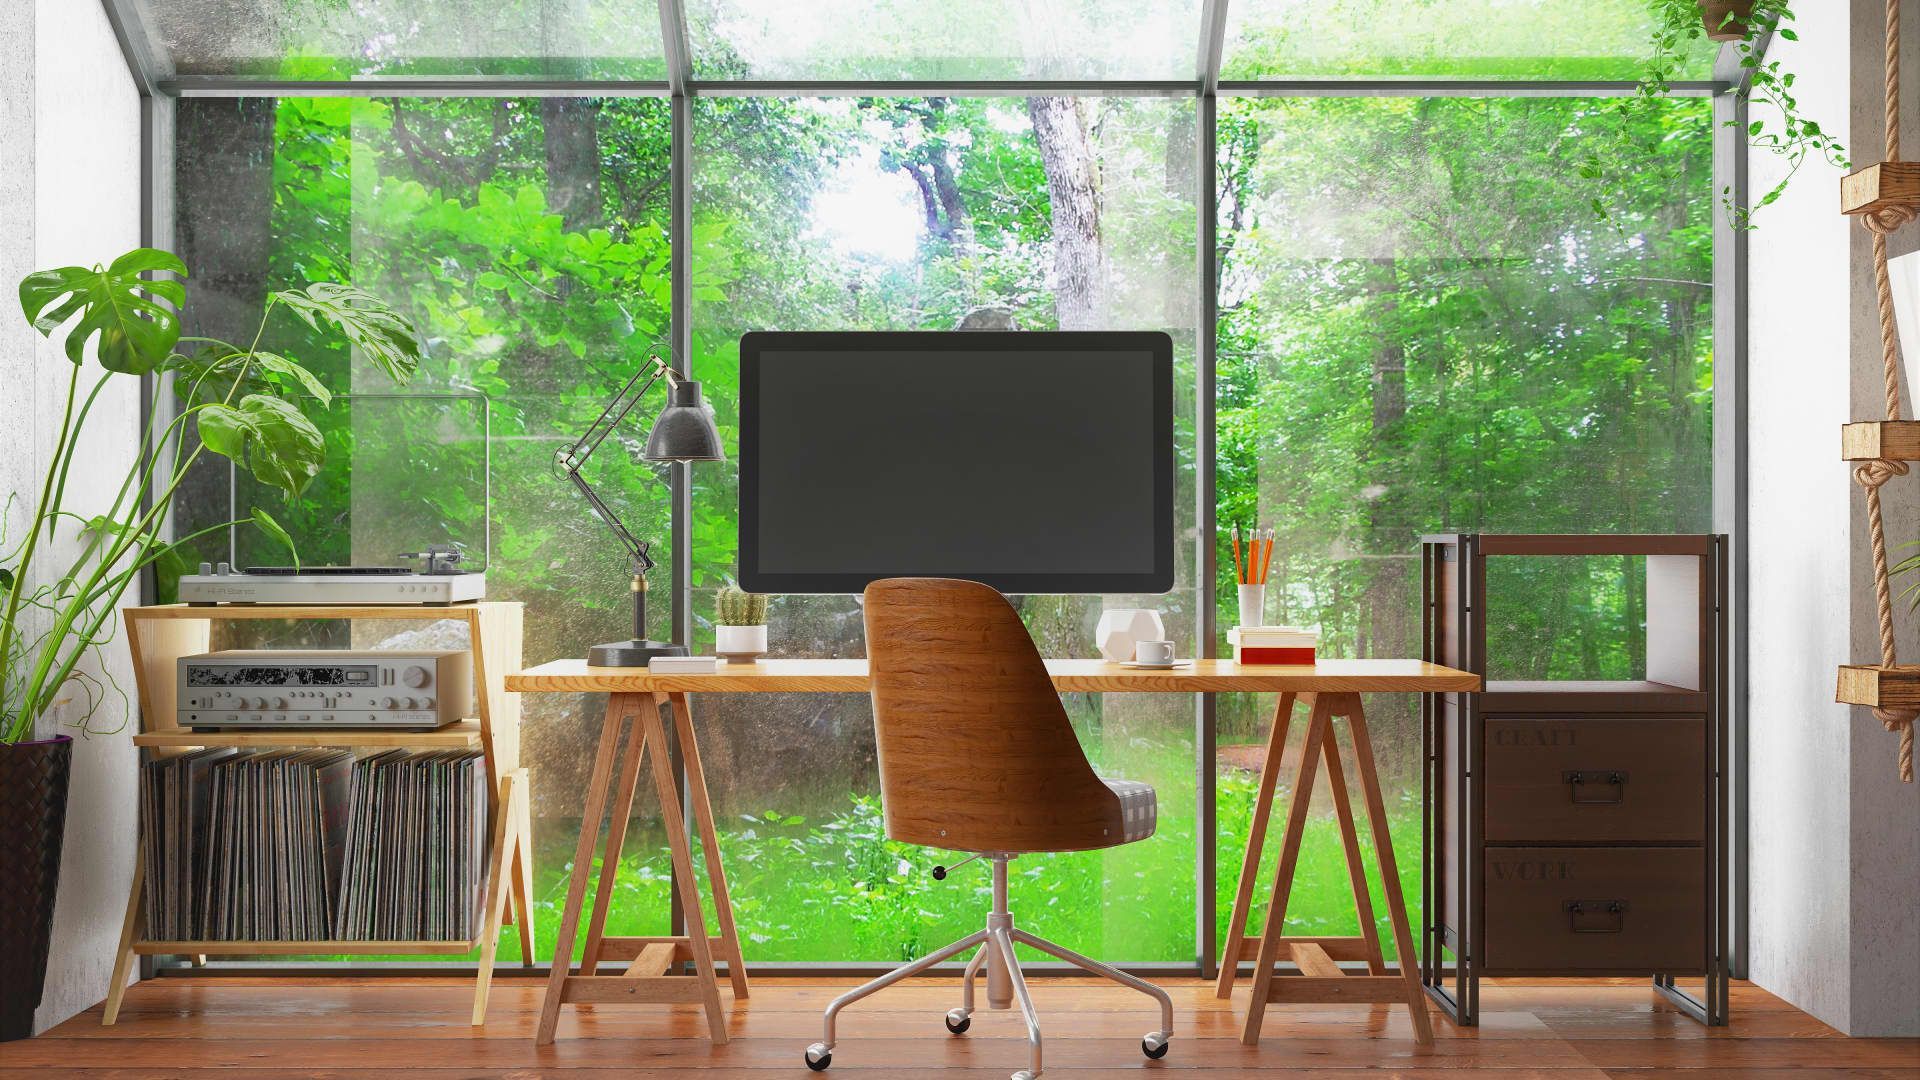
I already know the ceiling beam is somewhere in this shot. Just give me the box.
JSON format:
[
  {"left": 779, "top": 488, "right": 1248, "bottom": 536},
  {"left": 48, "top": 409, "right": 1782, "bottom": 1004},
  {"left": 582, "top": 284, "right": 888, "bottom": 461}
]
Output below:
[{"left": 657, "top": 0, "right": 692, "bottom": 96}]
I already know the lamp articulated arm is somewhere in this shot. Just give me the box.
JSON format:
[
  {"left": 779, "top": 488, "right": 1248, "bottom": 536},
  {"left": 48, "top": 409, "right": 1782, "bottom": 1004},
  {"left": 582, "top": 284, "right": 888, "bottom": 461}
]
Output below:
[{"left": 555, "top": 351, "right": 680, "bottom": 657}]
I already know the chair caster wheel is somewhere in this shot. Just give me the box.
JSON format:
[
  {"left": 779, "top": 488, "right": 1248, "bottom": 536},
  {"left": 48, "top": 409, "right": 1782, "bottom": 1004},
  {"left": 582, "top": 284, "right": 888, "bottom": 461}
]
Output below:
[
  {"left": 944, "top": 1008, "right": 972, "bottom": 1034},
  {"left": 804, "top": 1043, "right": 832, "bottom": 1071},
  {"left": 1142, "top": 1031, "right": 1171, "bottom": 1059}
]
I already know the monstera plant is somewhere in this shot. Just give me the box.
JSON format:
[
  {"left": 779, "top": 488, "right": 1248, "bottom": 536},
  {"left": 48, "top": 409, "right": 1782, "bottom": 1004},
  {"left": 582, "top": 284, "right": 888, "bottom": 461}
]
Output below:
[{"left": 0, "top": 248, "right": 417, "bottom": 1039}]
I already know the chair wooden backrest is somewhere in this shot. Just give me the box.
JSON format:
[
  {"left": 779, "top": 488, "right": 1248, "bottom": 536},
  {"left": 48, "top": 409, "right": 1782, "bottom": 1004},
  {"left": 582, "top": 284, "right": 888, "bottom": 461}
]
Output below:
[{"left": 862, "top": 577, "right": 1125, "bottom": 854}]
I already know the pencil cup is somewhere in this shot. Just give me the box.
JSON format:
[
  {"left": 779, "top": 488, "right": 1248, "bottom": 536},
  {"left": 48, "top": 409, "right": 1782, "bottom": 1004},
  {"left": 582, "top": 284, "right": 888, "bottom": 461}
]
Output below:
[{"left": 1237, "top": 584, "right": 1266, "bottom": 628}]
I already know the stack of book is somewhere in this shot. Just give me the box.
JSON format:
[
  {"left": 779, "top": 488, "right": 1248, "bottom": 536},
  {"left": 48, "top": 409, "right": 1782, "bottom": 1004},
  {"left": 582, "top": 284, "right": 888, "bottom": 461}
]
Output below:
[
  {"left": 137, "top": 747, "right": 487, "bottom": 943},
  {"left": 1227, "top": 625, "right": 1319, "bottom": 665}
]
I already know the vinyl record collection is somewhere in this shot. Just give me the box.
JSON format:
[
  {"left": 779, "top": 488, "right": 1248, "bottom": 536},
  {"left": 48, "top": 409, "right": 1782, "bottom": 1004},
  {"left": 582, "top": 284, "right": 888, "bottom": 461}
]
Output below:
[{"left": 140, "top": 748, "right": 488, "bottom": 942}]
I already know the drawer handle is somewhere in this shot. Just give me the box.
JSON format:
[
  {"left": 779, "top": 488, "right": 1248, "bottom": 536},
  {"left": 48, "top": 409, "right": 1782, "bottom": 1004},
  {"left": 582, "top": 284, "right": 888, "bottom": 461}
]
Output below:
[
  {"left": 1565, "top": 899, "right": 1629, "bottom": 933},
  {"left": 1562, "top": 769, "right": 1628, "bottom": 804}
]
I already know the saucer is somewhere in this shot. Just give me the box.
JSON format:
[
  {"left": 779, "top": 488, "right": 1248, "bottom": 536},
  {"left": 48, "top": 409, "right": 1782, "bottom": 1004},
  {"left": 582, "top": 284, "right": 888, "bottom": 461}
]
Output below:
[{"left": 1118, "top": 659, "right": 1191, "bottom": 669}]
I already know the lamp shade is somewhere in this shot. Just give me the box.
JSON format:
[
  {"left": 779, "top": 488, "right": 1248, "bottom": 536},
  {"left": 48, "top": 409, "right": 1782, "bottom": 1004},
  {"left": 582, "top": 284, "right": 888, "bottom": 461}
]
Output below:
[{"left": 644, "top": 379, "right": 726, "bottom": 462}]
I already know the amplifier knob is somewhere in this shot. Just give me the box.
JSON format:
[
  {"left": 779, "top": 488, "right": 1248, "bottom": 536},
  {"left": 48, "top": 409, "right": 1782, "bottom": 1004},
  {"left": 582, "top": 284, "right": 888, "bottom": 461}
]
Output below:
[
  {"left": 249, "top": 697, "right": 267, "bottom": 709},
  {"left": 402, "top": 665, "right": 430, "bottom": 689},
  {"left": 270, "top": 697, "right": 287, "bottom": 710},
  {"left": 421, "top": 697, "right": 434, "bottom": 710},
  {"left": 381, "top": 696, "right": 398, "bottom": 709},
  {"left": 403, "top": 697, "right": 419, "bottom": 710}
]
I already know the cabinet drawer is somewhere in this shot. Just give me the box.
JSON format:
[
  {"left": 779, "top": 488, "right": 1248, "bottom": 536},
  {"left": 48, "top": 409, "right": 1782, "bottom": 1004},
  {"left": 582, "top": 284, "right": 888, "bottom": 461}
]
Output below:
[
  {"left": 1483, "top": 847, "right": 1705, "bottom": 974},
  {"left": 1484, "top": 717, "right": 1705, "bottom": 843}
]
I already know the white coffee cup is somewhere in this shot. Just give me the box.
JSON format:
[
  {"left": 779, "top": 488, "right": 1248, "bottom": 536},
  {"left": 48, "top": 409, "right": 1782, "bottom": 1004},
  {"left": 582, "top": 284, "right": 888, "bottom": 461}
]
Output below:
[{"left": 1134, "top": 639, "right": 1176, "bottom": 666}]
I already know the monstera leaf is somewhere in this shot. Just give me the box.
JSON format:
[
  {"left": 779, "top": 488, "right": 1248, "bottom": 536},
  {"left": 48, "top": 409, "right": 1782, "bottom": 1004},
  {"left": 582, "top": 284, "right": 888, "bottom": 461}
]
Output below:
[
  {"left": 197, "top": 394, "right": 326, "bottom": 498},
  {"left": 17, "top": 249, "right": 187, "bottom": 373},
  {"left": 272, "top": 283, "right": 421, "bottom": 384}
]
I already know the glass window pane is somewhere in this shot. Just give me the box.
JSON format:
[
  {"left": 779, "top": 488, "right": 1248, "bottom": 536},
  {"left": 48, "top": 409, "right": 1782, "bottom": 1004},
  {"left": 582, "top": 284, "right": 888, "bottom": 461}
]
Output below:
[
  {"left": 1220, "top": 0, "right": 1717, "bottom": 80},
  {"left": 686, "top": 0, "right": 1203, "bottom": 80},
  {"left": 139, "top": 0, "right": 668, "bottom": 80},
  {"left": 690, "top": 96, "right": 1200, "bottom": 962},
  {"left": 1211, "top": 96, "right": 1713, "bottom": 951},
  {"left": 171, "top": 95, "right": 677, "bottom": 961}
]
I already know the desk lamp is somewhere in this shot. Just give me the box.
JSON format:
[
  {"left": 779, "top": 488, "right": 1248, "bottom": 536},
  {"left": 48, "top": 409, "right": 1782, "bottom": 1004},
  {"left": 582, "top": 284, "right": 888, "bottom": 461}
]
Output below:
[{"left": 555, "top": 350, "right": 723, "bottom": 667}]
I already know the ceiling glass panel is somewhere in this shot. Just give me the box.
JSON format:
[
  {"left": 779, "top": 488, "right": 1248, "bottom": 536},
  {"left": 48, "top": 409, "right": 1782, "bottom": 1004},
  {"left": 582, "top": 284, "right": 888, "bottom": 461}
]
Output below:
[
  {"left": 1220, "top": 0, "right": 1718, "bottom": 81},
  {"left": 136, "top": 0, "right": 668, "bottom": 80},
  {"left": 684, "top": 0, "right": 1203, "bottom": 81}
]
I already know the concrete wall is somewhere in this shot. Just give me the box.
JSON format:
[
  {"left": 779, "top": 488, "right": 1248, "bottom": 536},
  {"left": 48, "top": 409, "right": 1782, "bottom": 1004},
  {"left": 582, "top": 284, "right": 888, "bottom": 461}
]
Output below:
[
  {"left": 0, "top": 0, "right": 145, "bottom": 1035},
  {"left": 1748, "top": 0, "right": 1920, "bottom": 1037}
]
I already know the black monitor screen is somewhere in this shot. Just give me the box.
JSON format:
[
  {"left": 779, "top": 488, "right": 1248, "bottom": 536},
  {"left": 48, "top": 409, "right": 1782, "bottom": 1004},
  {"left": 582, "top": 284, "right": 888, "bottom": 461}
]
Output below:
[{"left": 738, "top": 331, "right": 1174, "bottom": 594}]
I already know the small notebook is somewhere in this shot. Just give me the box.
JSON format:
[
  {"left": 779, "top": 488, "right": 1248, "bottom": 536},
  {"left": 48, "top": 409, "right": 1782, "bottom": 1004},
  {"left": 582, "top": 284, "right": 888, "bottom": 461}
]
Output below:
[{"left": 649, "top": 655, "right": 719, "bottom": 673}]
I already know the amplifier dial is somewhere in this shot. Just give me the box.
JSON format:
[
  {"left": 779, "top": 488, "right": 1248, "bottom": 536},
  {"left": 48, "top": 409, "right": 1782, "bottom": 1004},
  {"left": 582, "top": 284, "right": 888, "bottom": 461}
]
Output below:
[
  {"left": 380, "top": 697, "right": 397, "bottom": 709},
  {"left": 402, "top": 665, "right": 430, "bottom": 688}
]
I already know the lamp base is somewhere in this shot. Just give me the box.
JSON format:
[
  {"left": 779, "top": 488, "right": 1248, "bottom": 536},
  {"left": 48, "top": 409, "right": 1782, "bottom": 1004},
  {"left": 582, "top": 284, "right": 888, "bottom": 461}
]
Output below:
[{"left": 586, "top": 639, "right": 688, "bottom": 667}]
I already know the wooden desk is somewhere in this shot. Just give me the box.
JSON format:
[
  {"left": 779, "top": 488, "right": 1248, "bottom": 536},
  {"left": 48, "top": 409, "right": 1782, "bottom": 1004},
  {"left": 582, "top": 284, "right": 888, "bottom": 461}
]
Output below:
[{"left": 506, "top": 657, "right": 1479, "bottom": 1045}]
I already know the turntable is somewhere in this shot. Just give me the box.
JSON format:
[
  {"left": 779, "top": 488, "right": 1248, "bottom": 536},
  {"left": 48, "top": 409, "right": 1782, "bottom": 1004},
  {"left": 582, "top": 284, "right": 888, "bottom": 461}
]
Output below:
[{"left": 179, "top": 545, "right": 486, "bottom": 605}]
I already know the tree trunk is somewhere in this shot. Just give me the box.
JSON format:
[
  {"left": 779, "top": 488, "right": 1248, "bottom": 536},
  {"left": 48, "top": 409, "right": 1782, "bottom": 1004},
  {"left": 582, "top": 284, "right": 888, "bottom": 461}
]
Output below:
[
  {"left": 1026, "top": 96, "right": 1106, "bottom": 330},
  {"left": 173, "top": 98, "right": 278, "bottom": 560},
  {"left": 541, "top": 99, "right": 604, "bottom": 231},
  {"left": 1363, "top": 257, "right": 1408, "bottom": 660}
]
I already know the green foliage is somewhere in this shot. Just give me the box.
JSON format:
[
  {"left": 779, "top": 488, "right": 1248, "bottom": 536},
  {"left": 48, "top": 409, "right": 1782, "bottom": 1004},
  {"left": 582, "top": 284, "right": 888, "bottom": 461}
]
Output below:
[
  {"left": 717, "top": 585, "right": 769, "bottom": 626},
  {"left": 18, "top": 249, "right": 187, "bottom": 373},
  {"left": 2, "top": 249, "right": 415, "bottom": 742},
  {"left": 1638, "top": 0, "right": 1844, "bottom": 227}
]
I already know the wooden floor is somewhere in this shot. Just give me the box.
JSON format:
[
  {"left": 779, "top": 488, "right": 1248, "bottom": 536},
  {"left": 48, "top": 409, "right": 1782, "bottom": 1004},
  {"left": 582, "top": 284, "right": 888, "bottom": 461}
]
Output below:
[{"left": 2, "top": 975, "right": 1915, "bottom": 1077}]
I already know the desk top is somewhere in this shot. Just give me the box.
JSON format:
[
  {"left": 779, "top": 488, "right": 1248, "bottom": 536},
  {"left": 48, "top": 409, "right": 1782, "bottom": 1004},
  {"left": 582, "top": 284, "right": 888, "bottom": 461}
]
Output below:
[{"left": 506, "top": 658, "right": 1480, "bottom": 694}]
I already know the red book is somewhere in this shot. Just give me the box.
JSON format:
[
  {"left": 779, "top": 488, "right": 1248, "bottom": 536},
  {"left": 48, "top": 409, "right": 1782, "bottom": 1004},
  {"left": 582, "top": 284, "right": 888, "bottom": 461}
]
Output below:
[{"left": 1234, "top": 645, "right": 1317, "bottom": 665}]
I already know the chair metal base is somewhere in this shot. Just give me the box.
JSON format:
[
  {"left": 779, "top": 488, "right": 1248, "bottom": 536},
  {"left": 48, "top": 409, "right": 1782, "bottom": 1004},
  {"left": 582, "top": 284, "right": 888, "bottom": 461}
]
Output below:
[{"left": 804, "top": 855, "right": 1172, "bottom": 1080}]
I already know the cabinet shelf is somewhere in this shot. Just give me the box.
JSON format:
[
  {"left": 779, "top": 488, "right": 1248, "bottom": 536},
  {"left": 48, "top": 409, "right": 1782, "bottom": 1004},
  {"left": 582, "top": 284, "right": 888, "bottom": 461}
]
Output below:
[
  {"left": 132, "top": 719, "right": 482, "bottom": 749},
  {"left": 1482, "top": 680, "right": 1709, "bottom": 712}
]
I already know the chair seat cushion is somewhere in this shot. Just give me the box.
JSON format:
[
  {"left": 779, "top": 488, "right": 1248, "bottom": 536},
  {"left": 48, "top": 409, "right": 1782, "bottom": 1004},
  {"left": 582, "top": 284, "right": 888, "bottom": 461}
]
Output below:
[{"left": 1101, "top": 777, "right": 1157, "bottom": 843}]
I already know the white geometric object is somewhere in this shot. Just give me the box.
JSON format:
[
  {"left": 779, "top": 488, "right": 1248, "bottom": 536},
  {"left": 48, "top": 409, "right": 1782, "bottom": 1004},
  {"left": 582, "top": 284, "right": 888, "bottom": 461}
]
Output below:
[{"left": 1095, "top": 608, "right": 1167, "bottom": 663}]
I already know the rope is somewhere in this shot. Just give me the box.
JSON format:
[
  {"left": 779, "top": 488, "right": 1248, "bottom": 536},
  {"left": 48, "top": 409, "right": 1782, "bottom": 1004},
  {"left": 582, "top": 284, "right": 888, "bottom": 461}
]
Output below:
[{"left": 1851, "top": 0, "right": 1916, "bottom": 782}]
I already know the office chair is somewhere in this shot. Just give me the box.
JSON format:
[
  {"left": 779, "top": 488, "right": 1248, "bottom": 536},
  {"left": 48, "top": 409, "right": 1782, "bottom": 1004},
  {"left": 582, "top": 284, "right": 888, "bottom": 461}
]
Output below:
[{"left": 804, "top": 578, "right": 1173, "bottom": 1080}]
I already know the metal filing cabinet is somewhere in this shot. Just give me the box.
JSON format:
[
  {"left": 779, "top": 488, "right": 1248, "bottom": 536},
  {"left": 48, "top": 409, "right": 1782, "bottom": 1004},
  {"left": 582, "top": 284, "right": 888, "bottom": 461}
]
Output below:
[{"left": 1420, "top": 534, "right": 1729, "bottom": 1026}]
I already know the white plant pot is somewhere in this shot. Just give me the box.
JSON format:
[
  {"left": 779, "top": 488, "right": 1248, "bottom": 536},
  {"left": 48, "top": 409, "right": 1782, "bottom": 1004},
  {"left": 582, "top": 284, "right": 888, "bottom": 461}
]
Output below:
[
  {"left": 715, "top": 624, "right": 768, "bottom": 662},
  {"left": 1095, "top": 608, "right": 1166, "bottom": 663}
]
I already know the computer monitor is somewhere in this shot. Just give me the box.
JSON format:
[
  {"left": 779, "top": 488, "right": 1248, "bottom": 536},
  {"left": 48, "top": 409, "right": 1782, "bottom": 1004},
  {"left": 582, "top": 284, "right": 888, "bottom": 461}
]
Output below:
[{"left": 737, "top": 330, "right": 1174, "bottom": 595}]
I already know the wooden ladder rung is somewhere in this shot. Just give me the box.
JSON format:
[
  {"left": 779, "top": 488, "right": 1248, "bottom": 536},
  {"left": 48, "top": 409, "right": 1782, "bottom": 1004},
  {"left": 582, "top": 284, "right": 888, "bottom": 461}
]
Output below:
[
  {"left": 1288, "top": 942, "right": 1344, "bottom": 978},
  {"left": 1236, "top": 935, "right": 1373, "bottom": 962},
  {"left": 562, "top": 974, "right": 706, "bottom": 1004},
  {"left": 1267, "top": 975, "right": 1411, "bottom": 1004},
  {"left": 625, "top": 942, "right": 677, "bottom": 978}
]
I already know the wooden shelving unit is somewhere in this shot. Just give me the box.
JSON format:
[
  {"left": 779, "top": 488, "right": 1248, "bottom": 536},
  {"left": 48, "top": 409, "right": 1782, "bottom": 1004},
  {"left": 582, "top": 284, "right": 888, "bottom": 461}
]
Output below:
[{"left": 104, "top": 601, "right": 534, "bottom": 1027}]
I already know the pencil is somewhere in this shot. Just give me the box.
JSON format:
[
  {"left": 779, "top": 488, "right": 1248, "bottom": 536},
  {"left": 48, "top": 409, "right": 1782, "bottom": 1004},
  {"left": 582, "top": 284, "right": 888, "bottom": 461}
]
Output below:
[
  {"left": 1232, "top": 526, "right": 1244, "bottom": 585},
  {"left": 1261, "top": 528, "right": 1276, "bottom": 584}
]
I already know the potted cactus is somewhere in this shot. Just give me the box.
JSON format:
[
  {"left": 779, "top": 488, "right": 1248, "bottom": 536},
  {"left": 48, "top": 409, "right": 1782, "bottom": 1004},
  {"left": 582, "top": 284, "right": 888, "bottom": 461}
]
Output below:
[{"left": 715, "top": 585, "right": 770, "bottom": 663}]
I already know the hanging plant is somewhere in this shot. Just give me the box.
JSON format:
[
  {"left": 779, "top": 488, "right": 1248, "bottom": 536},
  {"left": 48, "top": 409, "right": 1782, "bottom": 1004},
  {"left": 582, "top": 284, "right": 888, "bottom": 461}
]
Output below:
[{"left": 1640, "top": 0, "right": 1847, "bottom": 227}]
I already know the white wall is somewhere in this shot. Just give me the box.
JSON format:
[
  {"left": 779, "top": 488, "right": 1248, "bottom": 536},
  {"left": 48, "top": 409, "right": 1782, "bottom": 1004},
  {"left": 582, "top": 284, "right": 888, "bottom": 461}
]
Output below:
[
  {"left": 0, "top": 0, "right": 145, "bottom": 1035},
  {"left": 1747, "top": 0, "right": 1920, "bottom": 1037}
]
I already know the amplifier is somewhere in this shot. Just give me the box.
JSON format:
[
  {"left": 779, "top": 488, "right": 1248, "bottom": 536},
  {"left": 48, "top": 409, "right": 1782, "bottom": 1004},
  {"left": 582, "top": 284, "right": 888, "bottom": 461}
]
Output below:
[{"left": 178, "top": 650, "right": 472, "bottom": 730}]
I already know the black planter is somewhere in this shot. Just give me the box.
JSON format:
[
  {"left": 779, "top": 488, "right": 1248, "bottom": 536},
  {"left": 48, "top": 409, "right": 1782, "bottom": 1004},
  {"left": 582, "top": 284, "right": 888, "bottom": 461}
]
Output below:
[{"left": 0, "top": 735, "right": 72, "bottom": 1041}]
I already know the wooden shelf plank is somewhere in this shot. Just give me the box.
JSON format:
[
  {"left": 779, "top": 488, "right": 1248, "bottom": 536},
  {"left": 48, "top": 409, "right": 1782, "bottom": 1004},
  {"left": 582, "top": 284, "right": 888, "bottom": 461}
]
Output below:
[
  {"left": 1836, "top": 664, "right": 1920, "bottom": 708},
  {"left": 135, "top": 939, "right": 478, "bottom": 956},
  {"left": 1842, "top": 420, "right": 1920, "bottom": 460},
  {"left": 1842, "top": 161, "right": 1920, "bottom": 216},
  {"left": 127, "top": 602, "right": 496, "bottom": 620},
  {"left": 133, "top": 720, "right": 481, "bottom": 749},
  {"left": 1482, "top": 680, "right": 1708, "bottom": 712}
]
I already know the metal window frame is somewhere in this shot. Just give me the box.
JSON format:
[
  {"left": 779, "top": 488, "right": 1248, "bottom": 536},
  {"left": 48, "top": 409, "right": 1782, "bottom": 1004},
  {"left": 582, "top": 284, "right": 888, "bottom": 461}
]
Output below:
[{"left": 98, "top": 0, "right": 1748, "bottom": 982}]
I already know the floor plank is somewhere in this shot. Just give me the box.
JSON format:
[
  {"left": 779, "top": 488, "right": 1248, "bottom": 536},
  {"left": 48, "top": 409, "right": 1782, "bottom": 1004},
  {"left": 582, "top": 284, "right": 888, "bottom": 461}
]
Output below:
[{"left": 0, "top": 977, "right": 1912, "bottom": 1077}]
